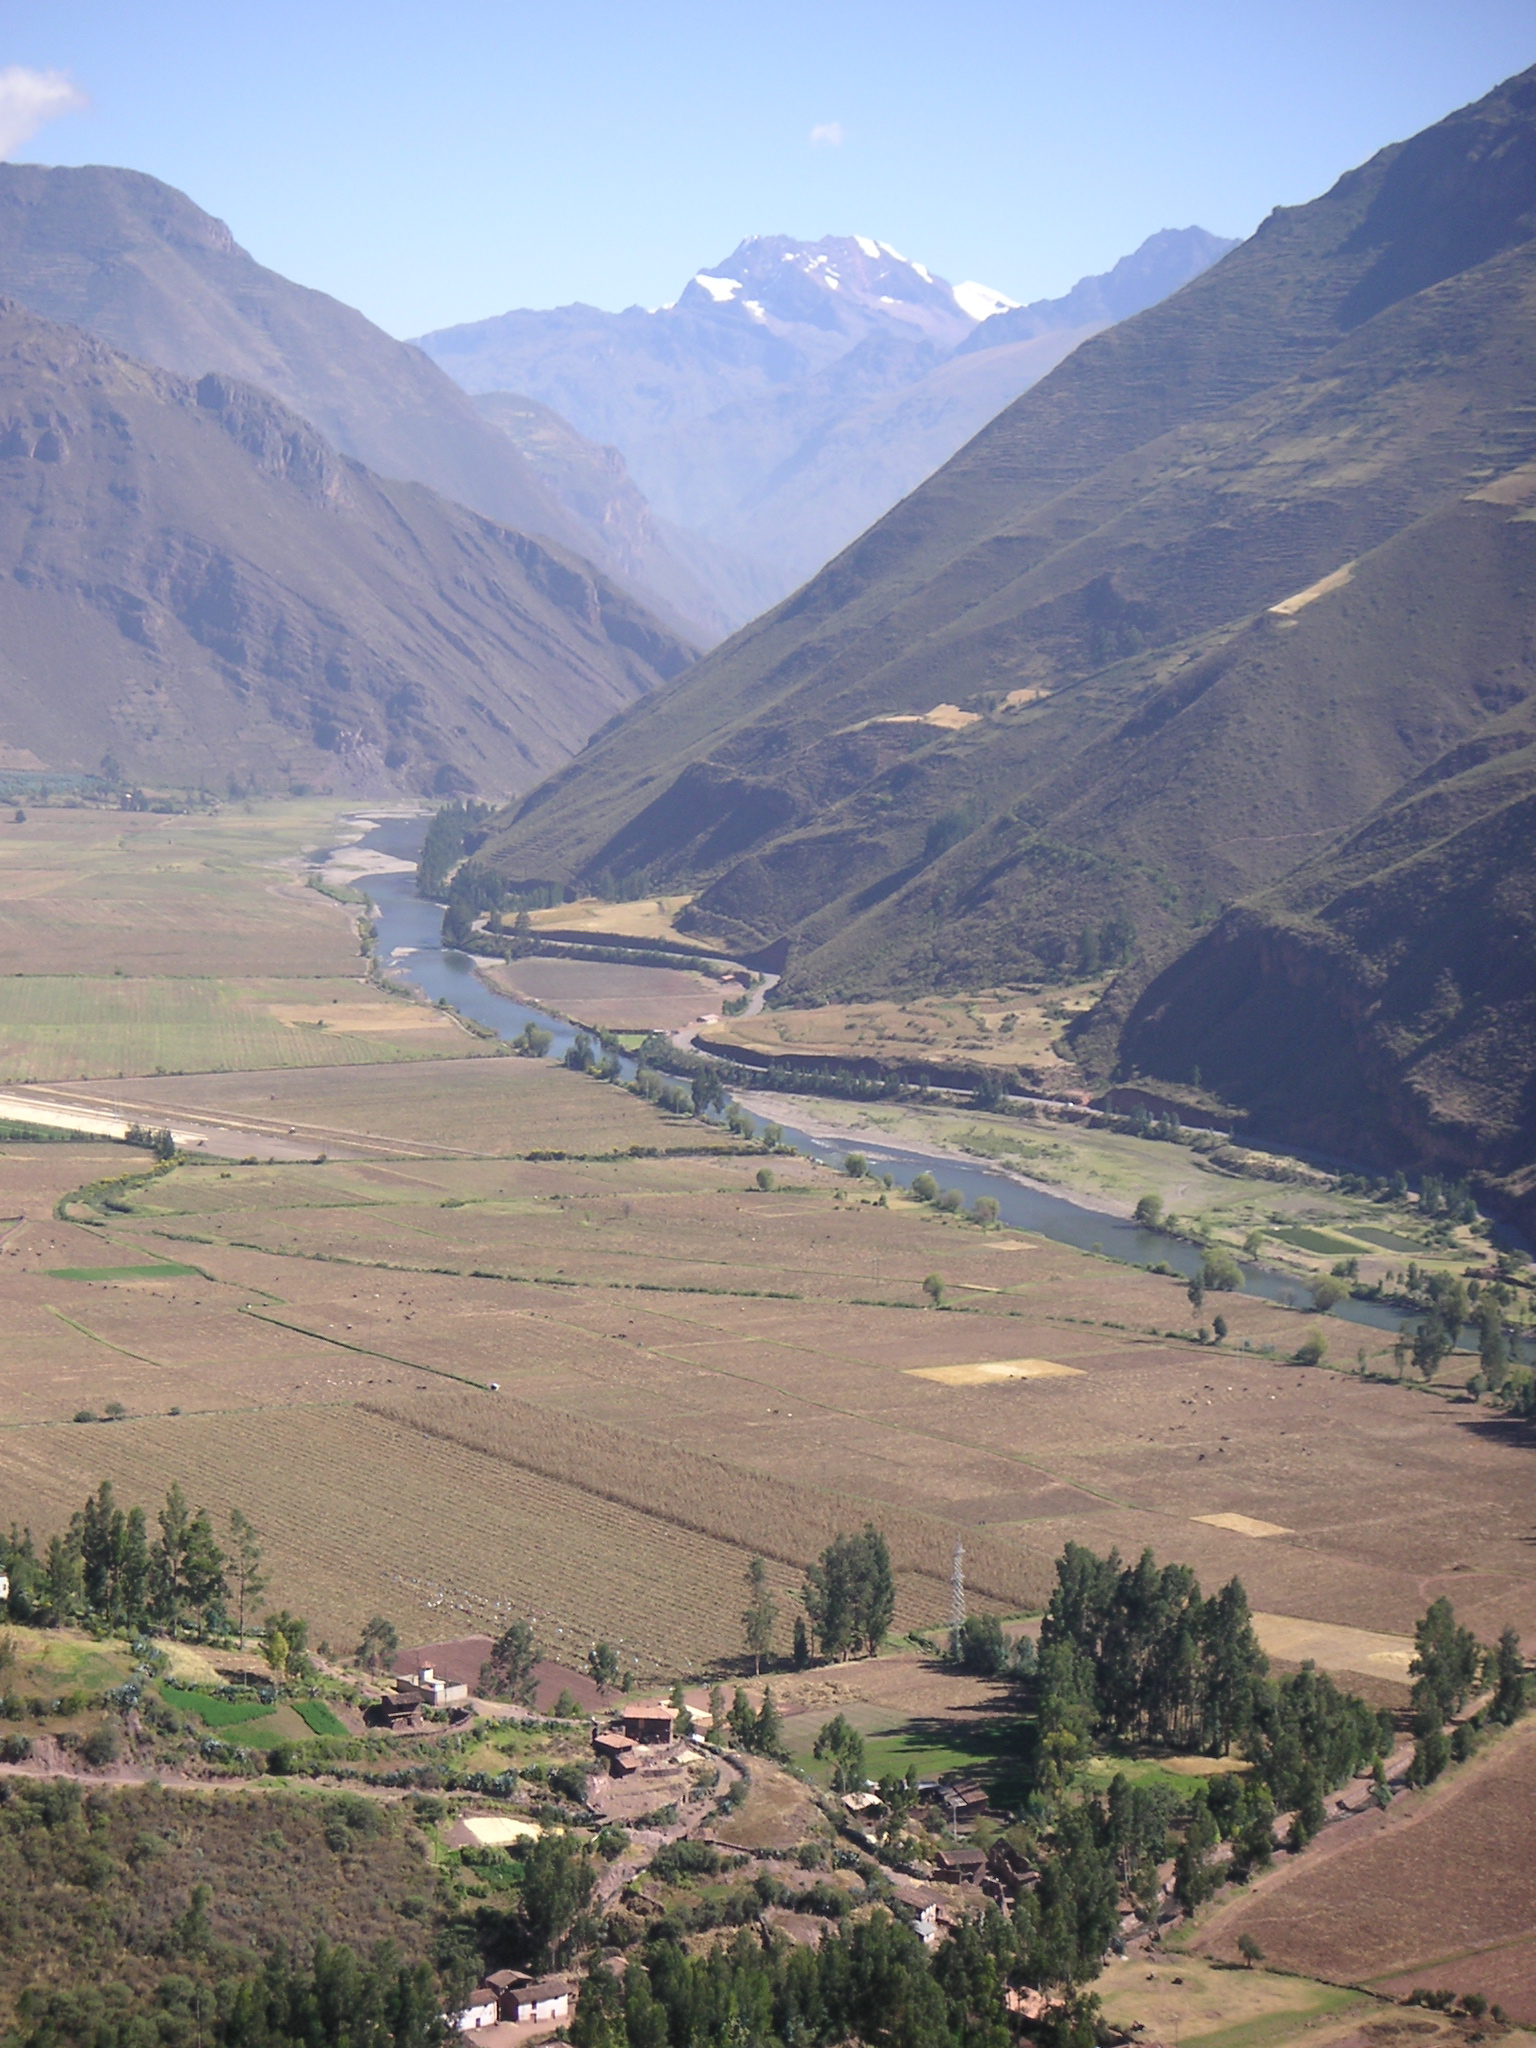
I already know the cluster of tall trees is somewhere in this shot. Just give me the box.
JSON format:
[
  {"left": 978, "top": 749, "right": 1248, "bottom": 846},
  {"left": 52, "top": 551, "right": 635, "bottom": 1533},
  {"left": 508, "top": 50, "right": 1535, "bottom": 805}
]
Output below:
[
  {"left": 1036, "top": 1544, "right": 1393, "bottom": 1811},
  {"left": 1, "top": 1482, "right": 287, "bottom": 1655},
  {"left": 1039, "top": 1544, "right": 1268, "bottom": 1755},
  {"left": 801, "top": 1526, "right": 896, "bottom": 1662}
]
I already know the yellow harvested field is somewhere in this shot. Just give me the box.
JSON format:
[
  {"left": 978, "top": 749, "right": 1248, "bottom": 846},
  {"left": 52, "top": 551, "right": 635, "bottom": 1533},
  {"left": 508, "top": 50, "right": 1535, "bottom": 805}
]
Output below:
[
  {"left": 527, "top": 895, "right": 695, "bottom": 938},
  {"left": 1252, "top": 1612, "right": 1415, "bottom": 1680},
  {"left": 1196, "top": 1511, "right": 1294, "bottom": 1538},
  {"left": 0, "top": 977, "right": 492, "bottom": 1083},
  {"left": 906, "top": 1358, "right": 1083, "bottom": 1384},
  {"left": 709, "top": 982, "right": 1104, "bottom": 1077},
  {"left": 459, "top": 1817, "right": 542, "bottom": 1845}
]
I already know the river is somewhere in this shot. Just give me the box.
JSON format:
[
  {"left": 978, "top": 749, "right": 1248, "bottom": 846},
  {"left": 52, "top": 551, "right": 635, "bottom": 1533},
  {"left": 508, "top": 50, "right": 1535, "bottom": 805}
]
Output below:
[{"left": 353, "top": 817, "right": 1447, "bottom": 1349}]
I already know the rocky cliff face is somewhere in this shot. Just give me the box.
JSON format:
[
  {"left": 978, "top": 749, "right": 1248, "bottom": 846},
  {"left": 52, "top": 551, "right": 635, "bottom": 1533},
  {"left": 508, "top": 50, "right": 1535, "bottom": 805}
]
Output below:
[{"left": 0, "top": 300, "right": 693, "bottom": 796}]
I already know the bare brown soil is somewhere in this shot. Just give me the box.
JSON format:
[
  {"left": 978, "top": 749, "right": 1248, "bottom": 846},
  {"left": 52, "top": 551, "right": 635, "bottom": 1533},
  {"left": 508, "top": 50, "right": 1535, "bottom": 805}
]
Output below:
[
  {"left": 4, "top": 1099, "right": 1534, "bottom": 1668},
  {"left": 481, "top": 956, "right": 742, "bottom": 1031},
  {"left": 1193, "top": 1718, "right": 1536, "bottom": 2022}
]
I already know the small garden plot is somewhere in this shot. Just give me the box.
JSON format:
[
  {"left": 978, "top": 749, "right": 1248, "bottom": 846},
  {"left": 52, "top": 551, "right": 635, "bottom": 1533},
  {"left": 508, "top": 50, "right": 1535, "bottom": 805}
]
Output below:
[
  {"left": 46, "top": 1263, "right": 204, "bottom": 1282},
  {"left": 292, "top": 1698, "right": 348, "bottom": 1737},
  {"left": 1272, "top": 1225, "right": 1371, "bottom": 1256},
  {"left": 159, "top": 1682, "right": 276, "bottom": 1730}
]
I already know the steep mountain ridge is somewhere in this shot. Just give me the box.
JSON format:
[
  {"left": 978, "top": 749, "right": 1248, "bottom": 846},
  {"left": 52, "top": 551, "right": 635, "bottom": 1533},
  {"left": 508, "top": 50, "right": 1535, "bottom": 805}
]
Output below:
[
  {"left": 466, "top": 65, "right": 1536, "bottom": 1205},
  {"left": 1115, "top": 471, "right": 1536, "bottom": 1218},
  {"left": 417, "top": 227, "right": 1234, "bottom": 597},
  {"left": 0, "top": 163, "right": 718, "bottom": 643},
  {"left": 0, "top": 299, "right": 691, "bottom": 795}
]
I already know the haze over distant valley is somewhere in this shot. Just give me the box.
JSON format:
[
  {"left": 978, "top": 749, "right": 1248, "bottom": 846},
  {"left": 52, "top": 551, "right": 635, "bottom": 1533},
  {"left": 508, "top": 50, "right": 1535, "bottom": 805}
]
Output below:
[{"left": 418, "top": 226, "right": 1235, "bottom": 608}]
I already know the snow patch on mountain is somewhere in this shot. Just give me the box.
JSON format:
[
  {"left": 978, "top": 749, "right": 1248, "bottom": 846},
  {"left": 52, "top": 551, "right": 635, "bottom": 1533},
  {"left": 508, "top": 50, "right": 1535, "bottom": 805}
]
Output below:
[
  {"left": 693, "top": 272, "right": 742, "bottom": 303},
  {"left": 952, "top": 279, "right": 1019, "bottom": 322}
]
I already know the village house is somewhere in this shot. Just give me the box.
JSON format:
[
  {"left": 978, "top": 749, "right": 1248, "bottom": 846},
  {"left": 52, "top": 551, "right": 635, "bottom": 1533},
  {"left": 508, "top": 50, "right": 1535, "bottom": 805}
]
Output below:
[
  {"left": 932, "top": 1846, "right": 987, "bottom": 1883},
  {"left": 453, "top": 1991, "right": 496, "bottom": 2032},
  {"left": 621, "top": 1704, "right": 674, "bottom": 1745},
  {"left": 465, "top": 1971, "right": 572, "bottom": 2026},
  {"left": 507, "top": 1978, "right": 571, "bottom": 2025},
  {"left": 364, "top": 1687, "right": 426, "bottom": 1732},
  {"left": 396, "top": 1662, "right": 468, "bottom": 1707},
  {"left": 593, "top": 1728, "right": 638, "bottom": 1776},
  {"left": 941, "top": 1781, "right": 990, "bottom": 1828}
]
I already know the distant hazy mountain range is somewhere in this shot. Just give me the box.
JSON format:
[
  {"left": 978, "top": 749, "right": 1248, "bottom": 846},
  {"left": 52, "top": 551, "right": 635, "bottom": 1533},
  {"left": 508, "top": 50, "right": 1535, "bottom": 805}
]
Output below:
[
  {"left": 0, "top": 163, "right": 731, "bottom": 645},
  {"left": 0, "top": 297, "right": 691, "bottom": 795},
  {"left": 466, "top": 67, "right": 1536, "bottom": 1225},
  {"left": 417, "top": 227, "right": 1235, "bottom": 607}
]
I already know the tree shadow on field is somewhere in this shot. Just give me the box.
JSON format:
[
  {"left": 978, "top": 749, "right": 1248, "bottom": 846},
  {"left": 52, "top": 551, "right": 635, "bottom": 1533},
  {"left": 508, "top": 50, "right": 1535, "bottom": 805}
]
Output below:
[
  {"left": 870, "top": 1712, "right": 1033, "bottom": 1809},
  {"left": 1457, "top": 1411, "right": 1536, "bottom": 1456}
]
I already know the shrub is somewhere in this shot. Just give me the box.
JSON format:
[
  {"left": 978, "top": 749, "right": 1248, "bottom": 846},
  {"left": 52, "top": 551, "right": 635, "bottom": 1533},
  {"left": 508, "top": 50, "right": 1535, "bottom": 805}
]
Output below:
[
  {"left": 970, "top": 1196, "right": 999, "bottom": 1226},
  {"left": 1134, "top": 1193, "right": 1163, "bottom": 1228},
  {"left": 1310, "top": 1275, "right": 1349, "bottom": 1313},
  {"left": 843, "top": 1152, "right": 868, "bottom": 1179},
  {"left": 1201, "top": 1246, "right": 1242, "bottom": 1291},
  {"left": 82, "top": 1723, "right": 121, "bottom": 1767},
  {"left": 910, "top": 1172, "right": 938, "bottom": 1202},
  {"left": 756, "top": 1166, "right": 775, "bottom": 1192},
  {"left": 1293, "top": 1328, "right": 1327, "bottom": 1367},
  {"left": 935, "top": 1188, "right": 963, "bottom": 1214}
]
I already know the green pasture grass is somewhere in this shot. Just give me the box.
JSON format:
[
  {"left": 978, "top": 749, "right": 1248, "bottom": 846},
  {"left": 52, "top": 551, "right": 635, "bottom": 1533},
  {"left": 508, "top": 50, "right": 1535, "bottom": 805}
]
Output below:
[
  {"left": 787, "top": 1705, "right": 1024, "bottom": 1790},
  {"left": 0, "top": 976, "right": 496, "bottom": 1085},
  {"left": 293, "top": 1698, "right": 348, "bottom": 1737},
  {"left": 1344, "top": 1224, "right": 1437, "bottom": 1254},
  {"left": 1178, "top": 1998, "right": 1369, "bottom": 2048},
  {"left": 47, "top": 1263, "right": 204, "bottom": 1282},
  {"left": 1271, "top": 1225, "right": 1368, "bottom": 1256},
  {"left": 160, "top": 1681, "right": 276, "bottom": 1730}
]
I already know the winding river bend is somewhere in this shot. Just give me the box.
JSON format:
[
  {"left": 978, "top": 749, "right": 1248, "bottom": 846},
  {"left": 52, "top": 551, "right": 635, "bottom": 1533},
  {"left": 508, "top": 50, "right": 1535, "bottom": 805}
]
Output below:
[{"left": 356, "top": 817, "right": 1431, "bottom": 1345}]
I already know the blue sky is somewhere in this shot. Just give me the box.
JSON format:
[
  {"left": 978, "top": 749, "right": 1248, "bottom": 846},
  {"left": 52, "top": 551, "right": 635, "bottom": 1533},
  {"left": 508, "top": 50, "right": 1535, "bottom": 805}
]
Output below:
[{"left": 4, "top": 1, "right": 1534, "bottom": 338}]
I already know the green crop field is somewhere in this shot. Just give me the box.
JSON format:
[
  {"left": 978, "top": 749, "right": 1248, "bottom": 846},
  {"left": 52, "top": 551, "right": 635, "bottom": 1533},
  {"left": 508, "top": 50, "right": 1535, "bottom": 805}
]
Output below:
[
  {"left": 160, "top": 1682, "right": 276, "bottom": 1729},
  {"left": 47, "top": 1262, "right": 205, "bottom": 1282},
  {"left": 292, "top": 1698, "right": 348, "bottom": 1737}
]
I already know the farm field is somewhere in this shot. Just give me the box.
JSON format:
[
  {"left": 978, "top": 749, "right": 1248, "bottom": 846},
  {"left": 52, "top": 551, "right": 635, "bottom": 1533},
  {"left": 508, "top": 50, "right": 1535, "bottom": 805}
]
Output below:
[
  {"left": 0, "top": 974, "right": 488, "bottom": 1083},
  {"left": 1097, "top": 1956, "right": 1377, "bottom": 2048},
  {"left": 481, "top": 954, "right": 742, "bottom": 1032},
  {"left": 1, "top": 1064, "right": 1532, "bottom": 1675},
  {"left": 0, "top": 801, "right": 508, "bottom": 1083},
  {"left": 525, "top": 894, "right": 697, "bottom": 942},
  {"left": 1193, "top": 1717, "right": 1536, "bottom": 2025},
  {"left": 13, "top": 1053, "right": 674, "bottom": 1159},
  {"left": 0, "top": 801, "right": 366, "bottom": 978}
]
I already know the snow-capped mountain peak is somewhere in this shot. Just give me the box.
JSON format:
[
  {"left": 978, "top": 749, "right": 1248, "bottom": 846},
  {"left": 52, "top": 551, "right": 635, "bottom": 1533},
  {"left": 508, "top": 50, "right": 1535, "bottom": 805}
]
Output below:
[{"left": 675, "top": 233, "right": 984, "bottom": 348}]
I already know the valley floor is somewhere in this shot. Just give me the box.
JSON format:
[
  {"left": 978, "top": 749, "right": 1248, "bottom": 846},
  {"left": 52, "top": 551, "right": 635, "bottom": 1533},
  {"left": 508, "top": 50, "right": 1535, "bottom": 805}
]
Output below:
[{"left": 0, "top": 801, "right": 1532, "bottom": 2048}]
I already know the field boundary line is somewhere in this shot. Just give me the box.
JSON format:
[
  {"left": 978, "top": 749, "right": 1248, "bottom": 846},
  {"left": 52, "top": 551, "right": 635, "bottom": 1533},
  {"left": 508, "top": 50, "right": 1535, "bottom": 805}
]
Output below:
[
  {"left": 235, "top": 1305, "right": 491, "bottom": 1389},
  {"left": 44, "top": 1305, "right": 170, "bottom": 1368},
  {"left": 360, "top": 1396, "right": 966, "bottom": 1602}
]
